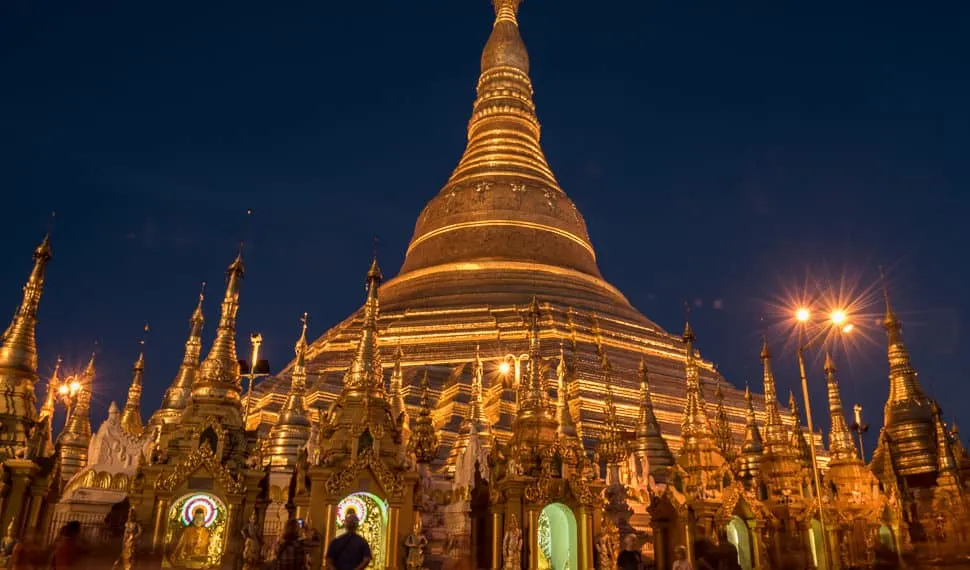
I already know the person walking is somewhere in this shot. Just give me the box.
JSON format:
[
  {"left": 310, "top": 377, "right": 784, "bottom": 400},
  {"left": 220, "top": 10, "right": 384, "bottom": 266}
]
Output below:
[
  {"left": 325, "top": 513, "right": 371, "bottom": 570},
  {"left": 275, "top": 520, "right": 310, "bottom": 570},
  {"left": 672, "top": 546, "right": 692, "bottom": 570},
  {"left": 49, "top": 522, "right": 82, "bottom": 570},
  {"left": 617, "top": 534, "right": 644, "bottom": 570}
]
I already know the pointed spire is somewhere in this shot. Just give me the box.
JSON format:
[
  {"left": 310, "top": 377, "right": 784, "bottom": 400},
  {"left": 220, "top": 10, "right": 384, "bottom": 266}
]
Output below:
[
  {"left": 268, "top": 314, "right": 312, "bottom": 470},
  {"left": 468, "top": 345, "right": 490, "bottom": 435},
  {"left": 39, "top": 356, "right": 62, "bottom": 422},
  {"left": 409, "top": 371, "right": 439, "bottom": 464},
  {"left": 880, "top": 277, "right": 926, "bottom": 407},
  {"left": 596, "top": 362, "right": 625, "bottom": 465},
  {"left": 788, "top": 391, "right": 813, "bottom": 465},
  {"left": 932, "top": 402, "right": 962, "bottom": 488},
  {"left": 447, "top": 0, "right": 557, "bottom": 191},
  {"left": 59, "top": 351, "right": 96, "bottom": 479},
  {"left": 824, "top": 353, "right": 858, "bottom": 463},
  {"left": 345, "top": 257, "right": 383, "bottom": 391},
  {"left": 0, "top": 233, "right": 52, "bottom": 452},
  {"left": 633, "top": 358, "right": 674, "bottom": 475},
  {"left": 681, "top": 318, "right": 713, "bottom": 443},
  {"left": 389, "top": 345, "right": 410, "bottom": 444},
  {"left": 120, "top": 331, "right": 147, "bottom": 437},
  {"left": 759, "top": 337, "right": 788, "bottom": 453},
  {"left": 194, "top": 252, "right": 245, "bottom": 395},
  {"left": 713, "top": 377, "right": 735, "bottom": 458},
  {"left": 519, "top": 297, "right": 550, "bottom": 413},
  {"left": 556, "top": 342, "right": 579, "bottom": 441},
  {"left": 150, "top": 284, "right": 205, "bottom": 428},
  {"left": 741, "top": 385, "right": 764, "bottom": 456}
]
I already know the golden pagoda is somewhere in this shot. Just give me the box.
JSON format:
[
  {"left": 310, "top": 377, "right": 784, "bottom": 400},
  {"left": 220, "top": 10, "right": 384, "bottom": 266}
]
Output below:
[{"left": 246, "top": 1, "right": 754, "bottom": 563}]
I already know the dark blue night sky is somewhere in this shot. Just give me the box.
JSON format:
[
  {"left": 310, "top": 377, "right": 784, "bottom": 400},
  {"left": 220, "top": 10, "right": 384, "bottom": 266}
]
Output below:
[{"left": 1, "top": 0, "right": 967, "bottom": 453}]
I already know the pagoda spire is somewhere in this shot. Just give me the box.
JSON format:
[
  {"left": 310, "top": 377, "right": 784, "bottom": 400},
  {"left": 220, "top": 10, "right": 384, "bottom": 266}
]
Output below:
[
  {"left": 519, "top": 297, "right": 551, "bottom": 415},
  {"left": 0, "top": 234, "right": 52, "bottom": 454},
  {"left": 409, "top": 371, "right": 439, "bottom": 464},
  {"left": 39, "top": 356, "right": 62, "bottom": 426},
  {"left": 824, "top": 353, "right": 858, "bottom": 463},
  {"left": 556, "top": 342, "right": 579, "bottom": 441},
  {"left": 882, "top": 280, "right": 926, "bottom": 406},
  {"left": 738, "top": 384, "right": 764, "bottom": 481},
  {"left": 120, "top": 337, "right": 146, "bottom": 437},
  {"left": 345, "top": 257, "right": 383, "bottom": 392},
  {"left": 150, "top": 283, "right": 205, "bottom": 429},
  {"left": 389, "top": 345, "right": 410, "bottom": 444},
  {"left": 448, "top": 0, "right": 557, "bottom": 191},
  {"left": 680, "top": 319, "right": 713, "bottom": 443},
  {"left": 632, "top": 358, "right": 674, "bottom": 477},
  {"left": 713, "top": 377, "right": 735, "bottom": 459},
  {"left": 268, "top": 313, "right": 312, "bottom": 471},
  {"left": 193, "top": 251, "right": 244, "bottom": 400},
  {"left": 788, "top": 391, "right": 813, "bottom": 466},
  {"left": 874, "top": 276, "right": 936, "bottom": 477},
  {"left": 468, "top": 345, "right": 491, "bottom": 438},
  {"left": 59, "top": 352, "right": 96, "bottom": 480},
  {"left": 596, "top": 358, "right": 626, "bottom": 467},
  {"left": 932, "top": 402, "right": 962, "bottom": 490},
  {"left": 760, "top": 337, "right": 788, "bottom": 454}
]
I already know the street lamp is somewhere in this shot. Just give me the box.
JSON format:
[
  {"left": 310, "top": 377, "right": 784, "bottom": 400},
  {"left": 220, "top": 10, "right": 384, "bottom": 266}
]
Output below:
[
  {"left": 850, "top": 404, "right": 869, "bottom": 462},
  {"left": 498, "top": 353, "right": 529, "bottom": 390},
  {"left": 793, "top": 305, "right": 854, "bottom": 569},
  {"left": 240, "top": 332, "right": 271, "bottom": 427}
]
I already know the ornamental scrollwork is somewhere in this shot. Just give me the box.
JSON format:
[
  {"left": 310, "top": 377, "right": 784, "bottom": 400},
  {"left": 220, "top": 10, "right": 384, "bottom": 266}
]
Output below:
[
  {"left": 322, "top": 448, "right": 405, "bottom": 498},
  {"left": 154, "top": 444, "right": 245, "bottom": 495}
]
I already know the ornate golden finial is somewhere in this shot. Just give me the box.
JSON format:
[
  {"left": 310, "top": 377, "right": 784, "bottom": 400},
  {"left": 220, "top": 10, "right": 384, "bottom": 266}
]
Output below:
[
  {"left": 120, "top": 325, "right": 149, "bottom": 437},
  {"left": 788, "top": 390, "right": 813, "bottom": 465},
  {"left": 345, "top": 257, "right": 383, "bottom": 392},
  {"left": 632, "top": 358, "right": 674, "bottom": 474},
  {"left": 713, "top": 376, "right": 734, "bottom": 458},
  {"left": 0, "top": 233, "right": 52, "bottom": 452},
  {"left": 932, "top": 402, "right": 962, "bottom": 487},
  {"left": 39, "top": 356, "right": 62, "bottom": 421},
  {"left": 389, "top": 344, "right": 410, "bottom": 443},
  {"left": 759, "top": 337, "right": 787, "bottom": 453},
  {"left": 446, "top": 0, "right": 555, "bottom": 190},
  {"left": 596, "top": 373, "right": 625, "bottom": 465},
  {"left": 468, "top": 345, "right": 489, "bottom": 432},
  {"left": 680, "top": 317, "right": 713, "bottom": 443},
  {"left": 149, "top": 284, "right": 205, "bottom": 429},
  {"left": 194, "top": 252, "right": 245, "bottom": 395},
  {"left": 267, "top": 314, "right": 312, "bottom": 470},
  {"left": 556, "top": 342, "right": 579, "bottom": 441},
  {"left": 824, "top": 353, "right": 857, "bottom": 463},
  {"left": 409, "top": 371, "right": 439, "bottom": 464},
  {"left": 519, "top": 297, "right": 550, "bottom": 413},
  {"left": 63, "top": 351, "right": 96, "bottom": 439},
  {"left": 741, "top": 385, "right": 764, "bottom": 456}
]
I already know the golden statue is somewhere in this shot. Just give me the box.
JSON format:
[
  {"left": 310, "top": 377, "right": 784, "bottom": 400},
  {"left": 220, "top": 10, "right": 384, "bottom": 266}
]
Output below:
[
  {"left": 403, "top": 516, "right": 427, "bottom": 570},
  {"left": 172, "top": 508, "right": 211, "bottom": 565},
  {"left": 502, "top": 514, "right": 522, "bottom": 570},
  {"left": 240, "top": 511, "right": 262, "bottom": 570},
  {"left": 113, "top": 507, "right": 142, "bottom": 570}
]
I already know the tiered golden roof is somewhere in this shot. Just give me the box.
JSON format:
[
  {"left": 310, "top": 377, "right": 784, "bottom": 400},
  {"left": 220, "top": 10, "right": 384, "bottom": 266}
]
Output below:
[
  {"left": 713, "top": 378, "right": 735, "bottom": 459},
  {"left": 192, "top": 253, "right": 244, "bottom": 405},
  {"left": 631, "top": 358, "right": 674, "bottom": 478},
  {"left": 737, "top": 385, "right": 764, "bottom": 482},
  {"left": 409, "top": 372, "right": 439, "bottom": 465}
]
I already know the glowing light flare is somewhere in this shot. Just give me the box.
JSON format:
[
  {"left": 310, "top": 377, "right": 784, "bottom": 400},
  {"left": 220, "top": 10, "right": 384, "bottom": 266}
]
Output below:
[
  {"left": 180, "top": 494, "right": 219, "bottom": 527},
  {"left": 841, "top": 324, "right": 854, "bottom": 334},
  {"left": 58, "top": 385, "right": 68, "bottom": 395},
  {"left": 830, "top": 309, "right": 848, "bottom": 326},
  {"left": 498, "top": 361, "right": 511, "bottom": 375},
  {"left": 795, "top": 307, "right": 811, "bottom": 322},
  {"left": 69, "top": 381, "right": 81, "bottom": 394}
]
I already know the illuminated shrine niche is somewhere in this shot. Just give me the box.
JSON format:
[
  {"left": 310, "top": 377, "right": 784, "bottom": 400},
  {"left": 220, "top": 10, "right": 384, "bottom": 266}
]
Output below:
[
  {"left": 335, "top": 492, "right": 388, "bottom": 569},
  {"left": 537, "top": 503, "right": 578, "bottom": 570},
  {"left": 163, "top": 492, "right": 228, "bottom": 569}
]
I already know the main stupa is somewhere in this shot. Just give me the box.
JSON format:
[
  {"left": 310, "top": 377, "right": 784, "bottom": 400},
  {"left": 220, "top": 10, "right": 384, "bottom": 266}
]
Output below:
[{"left": 249, "top": 0, "right": 755, "bottom": 465}]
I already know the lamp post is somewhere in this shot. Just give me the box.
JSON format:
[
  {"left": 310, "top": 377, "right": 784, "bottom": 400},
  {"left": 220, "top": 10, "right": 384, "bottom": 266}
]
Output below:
[
  {"left": 793, "top": 305, "right": 854, "bottom": 570},
  {"left": 850, "top": 404, "right": 869, "bottom": 463},
  {"left": 241, "top": 332, "right": 271, "bottom": 428}
]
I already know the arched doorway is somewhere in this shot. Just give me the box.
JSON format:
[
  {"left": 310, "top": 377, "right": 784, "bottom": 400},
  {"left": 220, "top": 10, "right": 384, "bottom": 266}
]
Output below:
[
  {"left": 809, "top": 519, "right": 827, "bottom": 570},
  {"left": 163, "top": 492, "right": 229, "bottom": 569},
  {"left": 725, "top": 516, "right": 753, "bottom": 570},
  {"left": 537, "top": 503, "right": 578, "bottom": 570},
  {"left": 335, "top": 492, "right": 388, "bottom": 570},
  {"left": 878, "top": 525, "right": 895, "bottom": 551}
]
